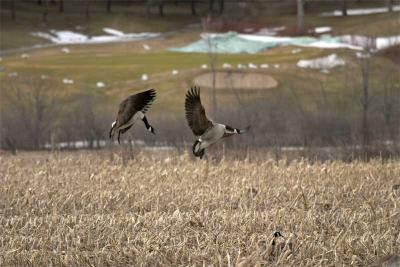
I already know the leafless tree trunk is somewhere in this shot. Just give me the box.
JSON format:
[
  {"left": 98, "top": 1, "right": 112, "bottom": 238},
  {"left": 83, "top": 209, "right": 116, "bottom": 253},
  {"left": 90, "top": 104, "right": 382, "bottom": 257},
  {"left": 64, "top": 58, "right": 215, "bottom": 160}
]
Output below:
[
  {"left": 297, "top": 0, "right": 305, "bottom": 34},
  {"left": 360, "top": 56, "right": 370, "bottom": 150},
  {"left": 11, "top": 0, "right": 16, "bottom": 20},
  {"left": 85, "top": 0, "right": 91, "bottom": 21},
  {"left": 42, "top": 0, "right": 48, "bottom": 23},
  {"left": 341, "top": 0, "right": 347, "bottom": 16},
  {"left": 107, "top": 0, "right": 112, "bottom": 13},
  {"left": 59, "top": 0, "right": 64, "bottom": 12},
  {"left": 209, "top": 0, "right": 215, "bottom": 12},
  {"left": 159, "top": 0, "right": 164, "bottom": 16},
  {"left": 191, "top": 0, "right": 196, "bottom": 15},
  {"left": 387, "top": 0, "right": 393, "bottom": 12}
]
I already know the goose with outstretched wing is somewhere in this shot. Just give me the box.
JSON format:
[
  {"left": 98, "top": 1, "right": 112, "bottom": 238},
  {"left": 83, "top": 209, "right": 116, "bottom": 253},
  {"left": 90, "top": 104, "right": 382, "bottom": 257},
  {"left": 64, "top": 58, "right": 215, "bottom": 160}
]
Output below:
[
  {"left": 110, "top": 89, "right": 156, "bottom": 144},
  {"left": 185, "top": 87, "right": 250, "bottom": 158}
]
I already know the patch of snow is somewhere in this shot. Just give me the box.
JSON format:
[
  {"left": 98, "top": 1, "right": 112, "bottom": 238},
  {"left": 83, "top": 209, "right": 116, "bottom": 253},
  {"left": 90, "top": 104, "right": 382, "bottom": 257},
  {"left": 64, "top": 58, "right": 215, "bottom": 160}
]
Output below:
[
  {"left": 321, "top": 69, "right": 330, "bottom": 74},
  {"left": 96, "top": 81, "right": 105, "bottom": 88},
  {"left": 274, "top": 64, "right": 280, "bottom": 68},
  {"left": 103, "top": 27, "right": 124, "bottom": 37},
  {"left": 248, "top": 63, "right": 258, "bottom": 69},
  {"left": 21, "top": 53, "right": 30, "bottom": 59},
  {"left": 8, "top": 72, "right": 18, "bottom": 77},
  {"left": 356, "top": 52, "right": 371, "bottom": 59},
  {"left": 141, "top": 74, "right": 148, "bottom": 81},
  {"left": 376, "top": 36, "right": 400, "bottom": 50},
  {"left": 61, "top": 47, "right": 70, "bottom": 54},
  {"left": 172, "top": 70, "right": 179, "bottom": 75},
  {"left": 256, "top": 26, "right": 286, "bottom": 36},
  {"left": 260, "top": 64, "right": 269, "bottom": 69},
  {"left": 223, "top": 63, "right": 232, "bottom": 69},
  {"left": 237, "top": 64, "right": 247, "bottom": 69},
  {"left": 143, "top": 44, "right": 151, "bottom": 50},
  {"left": 62, "top": 78, "right": 74, "bottom": 84},
  {"left": 40, "top": 74, "right": 49, "bottom": 79},
  {"left": 321, "top": 5, "right": 400, "bottom": 16},
  {"left": 32, "top": 29, "right": 160, "bottom": 45},
  {"left": 201, "top": 64, "right": 208, "bottom": 69},
  {"left": 292, "top": 48, "right": 302, "bottom": 54},
  {"left": 297, "top": 54, "right": 345, "bottom": 69},
  {"left": 314, "top": 26, "right": 332, "bottom": 34}
]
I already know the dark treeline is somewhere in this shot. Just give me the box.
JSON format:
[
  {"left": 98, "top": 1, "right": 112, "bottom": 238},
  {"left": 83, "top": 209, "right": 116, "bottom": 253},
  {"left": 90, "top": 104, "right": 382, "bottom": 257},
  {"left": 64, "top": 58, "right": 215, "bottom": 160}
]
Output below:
[{"left": 1, "top": 0, "right": 397, "bottom": 20}]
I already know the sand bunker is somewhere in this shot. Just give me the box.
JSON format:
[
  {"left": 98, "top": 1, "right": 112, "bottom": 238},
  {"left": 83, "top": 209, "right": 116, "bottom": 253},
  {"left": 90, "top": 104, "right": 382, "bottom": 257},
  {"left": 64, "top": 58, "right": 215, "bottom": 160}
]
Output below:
[{"left": 194, "top": 71, "right": 278, "bottom": 90}]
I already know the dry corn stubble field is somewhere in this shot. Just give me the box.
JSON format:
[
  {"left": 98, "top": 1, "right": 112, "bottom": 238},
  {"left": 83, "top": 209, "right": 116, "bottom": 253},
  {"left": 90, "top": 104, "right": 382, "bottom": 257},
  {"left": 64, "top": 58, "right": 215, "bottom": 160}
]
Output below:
[{"left": 0, "top": 150, "right": 399, "bottom": 266}]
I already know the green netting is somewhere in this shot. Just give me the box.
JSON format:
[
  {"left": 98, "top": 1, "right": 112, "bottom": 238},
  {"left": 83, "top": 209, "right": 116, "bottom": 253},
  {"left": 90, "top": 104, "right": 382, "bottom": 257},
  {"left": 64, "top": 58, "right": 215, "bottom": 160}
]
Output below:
[{"left": 169, "top": 32, "right": 340, "bottom": 54}]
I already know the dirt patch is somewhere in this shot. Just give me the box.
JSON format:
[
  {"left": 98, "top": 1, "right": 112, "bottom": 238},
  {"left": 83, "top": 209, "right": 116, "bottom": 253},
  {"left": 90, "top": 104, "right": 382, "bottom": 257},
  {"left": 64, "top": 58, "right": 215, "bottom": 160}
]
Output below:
[{"left": 193, "top": 71, "right": 278, "bottom": 90}]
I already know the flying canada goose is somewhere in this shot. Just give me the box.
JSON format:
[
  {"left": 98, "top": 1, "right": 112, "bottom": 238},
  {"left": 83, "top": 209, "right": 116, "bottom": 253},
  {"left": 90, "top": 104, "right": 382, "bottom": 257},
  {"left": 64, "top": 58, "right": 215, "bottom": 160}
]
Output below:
[
  {"left": 109, "top": 89, "right": 156, "bottom": 144},
  {"left": 185, "top": 87, "right": 250, "bottom": 159}
]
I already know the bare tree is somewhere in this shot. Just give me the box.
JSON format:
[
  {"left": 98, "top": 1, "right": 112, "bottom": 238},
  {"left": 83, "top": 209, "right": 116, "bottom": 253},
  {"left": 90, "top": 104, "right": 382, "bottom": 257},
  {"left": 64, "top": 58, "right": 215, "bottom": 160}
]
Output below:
[
  {"left": 297, "top": 0, "right": 305, "bottom": 34},
  {"left": 85, "top": 0, "right": 91, "bottom": 21},
  {"left": 387, "top": 0, "right": 393, "bottom": 12},
  {"left": 341, "top": 0, "right": 347, "bottom": 16},
  {"left": 107, "top": 0, "right": 112, "bottom": 13},
  {"left": 11, "top": 0, "right": 16, "bottom": 21},
  {"left": 1, "top": 77, "right": 58, "bottom": 149},
  {"left": 59, "top": 0, "right": 64, "bottom": 13},
  {"left": 191, "top": 0, "right": 196, "bottom": 15}
]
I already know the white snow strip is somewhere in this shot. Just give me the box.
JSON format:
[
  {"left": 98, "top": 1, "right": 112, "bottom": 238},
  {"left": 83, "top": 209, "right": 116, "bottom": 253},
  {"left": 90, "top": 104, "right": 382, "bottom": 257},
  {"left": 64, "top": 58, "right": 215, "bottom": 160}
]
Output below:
[
  {"left": 96, "top": 81, "right": 105, "bottom": 88},
  {"left": 143, "top": 44, "right": 151, "bottom": 50},
  {"left": 356, "top": 52, "right": 371, "bottom": 59},
  {"left": 223, "top": 63, "right": 232, "bottom": 69},
  {"left": 32, "top": 29, "right": 160, "bottom": 45},
  {"left": 314, "top": 26, "right": 332, "bottom": 34},
  {"left": 237, "top": 64, "right": 246, "bottom": 69},
  {"left": 103, "top": 28, "right": 125, "bottom": 37},
  {"left": 8, "top": 72, "right": 18, "bottom": 77},
  {"left": 321, "top": 5, "right": 400, "bottom": 16},
  {"left": 292, "top": 48, "right": 302, "bottom": 54},
  {"left": 256, "top": 26, "right": 286, "bottom": 36},
  {"left": 63, "top": 78, "right": 74, "bottom": 84},
  {"left": 248, "top": 63, "right": 258, "bottom": 69},
  {"left": 61, "top": 47, "right": 70, "bottom": 54},
  {"left": 297, "top": 54, "right": 345, "bottom": 69},
  {"left": 260, "top": 64, "right": 269, "bottom": 69},
  {"left": 376, "top": 36, "right": 400, "bottom": 50}
]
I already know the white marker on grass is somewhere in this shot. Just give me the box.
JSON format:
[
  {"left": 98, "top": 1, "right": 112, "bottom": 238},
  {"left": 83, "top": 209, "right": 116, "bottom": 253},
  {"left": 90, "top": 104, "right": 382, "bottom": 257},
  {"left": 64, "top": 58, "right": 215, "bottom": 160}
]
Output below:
[
  {"left": 141, "top": 74, "right": 148, "bottom": 81},
  {"left": 96, "top": 81, "right": 105, "bottom": 88},
  {"left": 63, "top": 78, "right": 74, "bottom": 84}
]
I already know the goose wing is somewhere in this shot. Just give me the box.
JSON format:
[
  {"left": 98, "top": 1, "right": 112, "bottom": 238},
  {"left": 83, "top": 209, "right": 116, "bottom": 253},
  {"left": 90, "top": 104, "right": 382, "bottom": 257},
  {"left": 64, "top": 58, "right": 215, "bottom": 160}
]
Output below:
[
  {"left": 185, "top": 87, "right": 213, "bottom": 136},
  {"left": 117, "top": 89, "right": 156, "bottom": 126}
]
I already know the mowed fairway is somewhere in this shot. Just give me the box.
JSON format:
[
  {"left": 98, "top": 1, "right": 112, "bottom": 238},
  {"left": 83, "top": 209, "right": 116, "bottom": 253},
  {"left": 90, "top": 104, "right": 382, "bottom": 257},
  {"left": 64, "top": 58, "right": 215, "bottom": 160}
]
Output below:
[{"left": 1, "top": 151, "right": 399, "bottom": 266}]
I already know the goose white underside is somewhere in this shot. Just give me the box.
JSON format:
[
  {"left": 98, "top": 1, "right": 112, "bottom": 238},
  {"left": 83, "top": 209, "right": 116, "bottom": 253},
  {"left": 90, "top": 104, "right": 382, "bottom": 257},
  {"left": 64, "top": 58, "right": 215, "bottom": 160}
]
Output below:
[
  {"left": 198, "top": 123, "right": 226, "bottom": 150},
  {"left": 112, "top": 111, "right": 144, "bottom": 136}
]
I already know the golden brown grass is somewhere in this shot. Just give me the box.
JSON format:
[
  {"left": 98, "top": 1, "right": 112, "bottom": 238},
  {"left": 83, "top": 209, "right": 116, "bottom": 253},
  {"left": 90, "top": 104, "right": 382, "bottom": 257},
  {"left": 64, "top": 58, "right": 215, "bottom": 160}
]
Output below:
[{"left": 0, "top": 150, "right": 399, "bottom": 266}]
